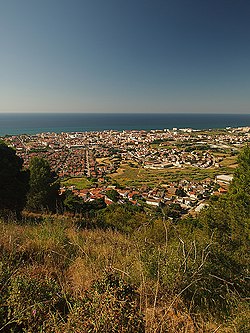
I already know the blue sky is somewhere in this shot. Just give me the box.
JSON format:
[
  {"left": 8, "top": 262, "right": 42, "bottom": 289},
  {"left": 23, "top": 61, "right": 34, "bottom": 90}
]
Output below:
[{"left": 0, "top": 0, "right": 249, "bottom": 113}]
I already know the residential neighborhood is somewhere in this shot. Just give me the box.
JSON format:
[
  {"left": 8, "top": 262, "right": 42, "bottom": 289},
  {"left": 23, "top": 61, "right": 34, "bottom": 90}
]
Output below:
[{"left": 2, "top": 126, "right": 248, "bottom": 217}]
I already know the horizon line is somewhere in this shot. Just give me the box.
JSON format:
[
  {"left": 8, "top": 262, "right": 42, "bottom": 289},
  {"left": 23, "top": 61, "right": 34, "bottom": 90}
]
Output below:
[{"left": 0, "top": 111, "right": 250, "bottom": 115}]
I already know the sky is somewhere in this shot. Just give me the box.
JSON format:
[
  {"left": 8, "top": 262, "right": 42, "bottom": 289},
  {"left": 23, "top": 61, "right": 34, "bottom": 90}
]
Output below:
[{"left": 0, "top": 0, "right": 250, "bottom": 114}]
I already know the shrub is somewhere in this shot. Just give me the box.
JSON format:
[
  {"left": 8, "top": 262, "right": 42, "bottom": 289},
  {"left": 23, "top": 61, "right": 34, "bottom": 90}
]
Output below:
[
  {"left": 6, "top": 274, "right": 68, "bottom": 332},
  {"left": 65, "top": 274, "right": 144, "bottom": 333}
]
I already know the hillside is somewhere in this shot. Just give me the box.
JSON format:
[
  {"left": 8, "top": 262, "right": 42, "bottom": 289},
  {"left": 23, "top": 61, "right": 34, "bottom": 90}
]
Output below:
[{"left": 0, "top": 145, "right": 249, "bottom": 332}]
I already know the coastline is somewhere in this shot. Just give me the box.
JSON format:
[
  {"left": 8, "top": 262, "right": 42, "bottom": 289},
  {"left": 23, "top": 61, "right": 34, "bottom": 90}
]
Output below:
[{"left": 0, "top": 112, "right": 250, "bottom": 136}]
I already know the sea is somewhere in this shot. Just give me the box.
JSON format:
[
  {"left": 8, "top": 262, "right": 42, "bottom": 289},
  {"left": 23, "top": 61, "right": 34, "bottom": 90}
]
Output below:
[{"left": 0, "top": 113, "right": 250, "bottom": 136}]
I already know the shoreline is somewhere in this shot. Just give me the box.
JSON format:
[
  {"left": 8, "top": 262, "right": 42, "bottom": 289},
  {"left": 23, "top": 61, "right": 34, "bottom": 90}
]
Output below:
[{"left": 0, "top": 112, "right": 250, "bottom": 136}]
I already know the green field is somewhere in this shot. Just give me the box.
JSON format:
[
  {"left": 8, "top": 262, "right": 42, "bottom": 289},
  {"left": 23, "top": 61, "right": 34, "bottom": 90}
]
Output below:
[
  {"left": 219, "top": 155, "right": 238, "bottom": 168},
  {"left": 62, "top": 177, "right": 93, "bottom": 189}
]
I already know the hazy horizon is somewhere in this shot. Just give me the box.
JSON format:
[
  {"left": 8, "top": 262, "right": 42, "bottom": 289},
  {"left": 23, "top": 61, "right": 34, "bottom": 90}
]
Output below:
[
  {"left": 0, "top": 111, "right": 249, "bottom": 115},
  {"left": 0, "top": 0, "right": 250, "bottom": 114}
]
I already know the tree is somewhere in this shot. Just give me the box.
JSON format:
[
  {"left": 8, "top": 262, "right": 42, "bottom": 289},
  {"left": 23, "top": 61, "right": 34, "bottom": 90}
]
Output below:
[
  {"left": 26, "top": 157, "right": 59, "bottom": 212},
  {"left": 106, "top": 189, "right": 120, "bottom": 203},
  {"left": 229, "top": 144, "right": 250, "bottom": 216},
  {"left": 63, "top": 190, "right": 83, "bottom": 214},
  {"left": 201, "top": 145, "right": 250, "bottom": 250},
  {"left": 185, "top": 144, "right": 250, "bottom": 316},
  {"left": 175, "top": 187, "right": 187, "bottom": 197},
  {"left": 0, "top": 142, "right": 29, "bottom": 219}
]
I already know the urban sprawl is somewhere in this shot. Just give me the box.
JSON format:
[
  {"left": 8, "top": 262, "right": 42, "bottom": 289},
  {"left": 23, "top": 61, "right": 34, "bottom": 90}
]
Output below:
[{"left": 3, "top": 126, "right": 250, "bottom": 217}]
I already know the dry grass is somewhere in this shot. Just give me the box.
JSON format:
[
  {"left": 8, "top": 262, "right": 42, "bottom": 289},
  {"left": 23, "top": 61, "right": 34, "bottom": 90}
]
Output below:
[
  {"left": 110, "top": 163, "right": 232, "bottom": 187},
  {"left": 0, "top": 218, "right": 248, "bottom": 333}
]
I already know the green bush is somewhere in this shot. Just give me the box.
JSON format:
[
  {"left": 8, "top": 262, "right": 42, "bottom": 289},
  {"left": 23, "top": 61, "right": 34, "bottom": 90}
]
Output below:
[
  {"left": 97, "top": 204, "right": 146, "bottom": 233},
  {"left": 6, "top": 274, "right": 68, "bottom": 332}
]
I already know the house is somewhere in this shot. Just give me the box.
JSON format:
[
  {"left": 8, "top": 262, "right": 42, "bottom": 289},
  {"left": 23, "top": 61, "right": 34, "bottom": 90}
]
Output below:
[
  {"left": 194, "top": 202, "right": 207, "bottom": 213},
  {"left": 104, "top": 197, "right": 114, "bottom": 206},
  {"left": 215, "top": 174, "right": 233, "bottom": 185},
  {"left": 146, "top": 198, "right": 161, "bottom": 207}
]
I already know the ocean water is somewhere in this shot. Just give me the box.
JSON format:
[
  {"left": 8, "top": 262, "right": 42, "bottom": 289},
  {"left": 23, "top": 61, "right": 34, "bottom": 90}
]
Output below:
[{"left": 0, "top": 113, "right": 249, "bottom": 136}]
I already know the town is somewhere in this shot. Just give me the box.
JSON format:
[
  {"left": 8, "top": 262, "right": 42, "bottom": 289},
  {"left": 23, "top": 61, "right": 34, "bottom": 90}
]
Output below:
[{"left": 2, "top": 126, "right": 249, "bottom": 217}]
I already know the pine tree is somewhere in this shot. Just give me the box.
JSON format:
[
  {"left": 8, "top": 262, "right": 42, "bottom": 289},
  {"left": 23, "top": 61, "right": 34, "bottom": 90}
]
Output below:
[{"left": 26, "top": 157, "right": 59, "bottom": 212}]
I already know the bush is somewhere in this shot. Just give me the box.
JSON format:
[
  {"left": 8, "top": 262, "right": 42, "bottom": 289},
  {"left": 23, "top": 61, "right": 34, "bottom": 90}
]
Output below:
[
  {"left": 65, "top": 274, "right": 144, "bottom": 333},
  {"left": 6, "top": 274, "right": 68, "bottom": 332},
  {"left": 97, "top": 204, "right": 147, "bottom": 233}
]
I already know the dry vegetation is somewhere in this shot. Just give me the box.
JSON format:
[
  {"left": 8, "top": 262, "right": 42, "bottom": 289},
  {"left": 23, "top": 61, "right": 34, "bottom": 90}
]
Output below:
[
  {"left": 0, "top": 214, "right": 249, "bottom": 332},
  {"left": 110, "top": 162, "right": 234, "bottom": 187}
]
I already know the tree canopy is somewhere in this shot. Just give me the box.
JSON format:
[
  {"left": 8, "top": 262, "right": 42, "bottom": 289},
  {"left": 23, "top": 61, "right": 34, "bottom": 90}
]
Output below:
[
  {"left": 187, "top": 144, "right": 250, "bottom": 315},
  {"left": 229, "top": 144, "right": 250, "bottom": 216},
  {"left": 26, "top": 157, "right": 59, "bottom": 212},
  {"left": 105, "top": 189, "right": 120, "bottom": 203},
  {"left": 0, "top": 142, "right": 29, "bottom": 218}
]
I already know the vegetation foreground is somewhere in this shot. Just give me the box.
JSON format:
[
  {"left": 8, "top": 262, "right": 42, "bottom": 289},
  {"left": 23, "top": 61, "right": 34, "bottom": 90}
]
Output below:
[{"left": 0, "top": 144, "right": 249, "bottom": 332}]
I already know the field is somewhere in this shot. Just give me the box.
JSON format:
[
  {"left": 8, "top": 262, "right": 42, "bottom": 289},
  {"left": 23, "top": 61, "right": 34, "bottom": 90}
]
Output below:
[
  {"left": 61, "top": 177, "right": 93, "bottom": 189},
  {"left": 61, "top": 156, "right": 237, "bottom": 190},
  {"left": 109, "top": 161, "right": 235, "bottom": 188}
]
